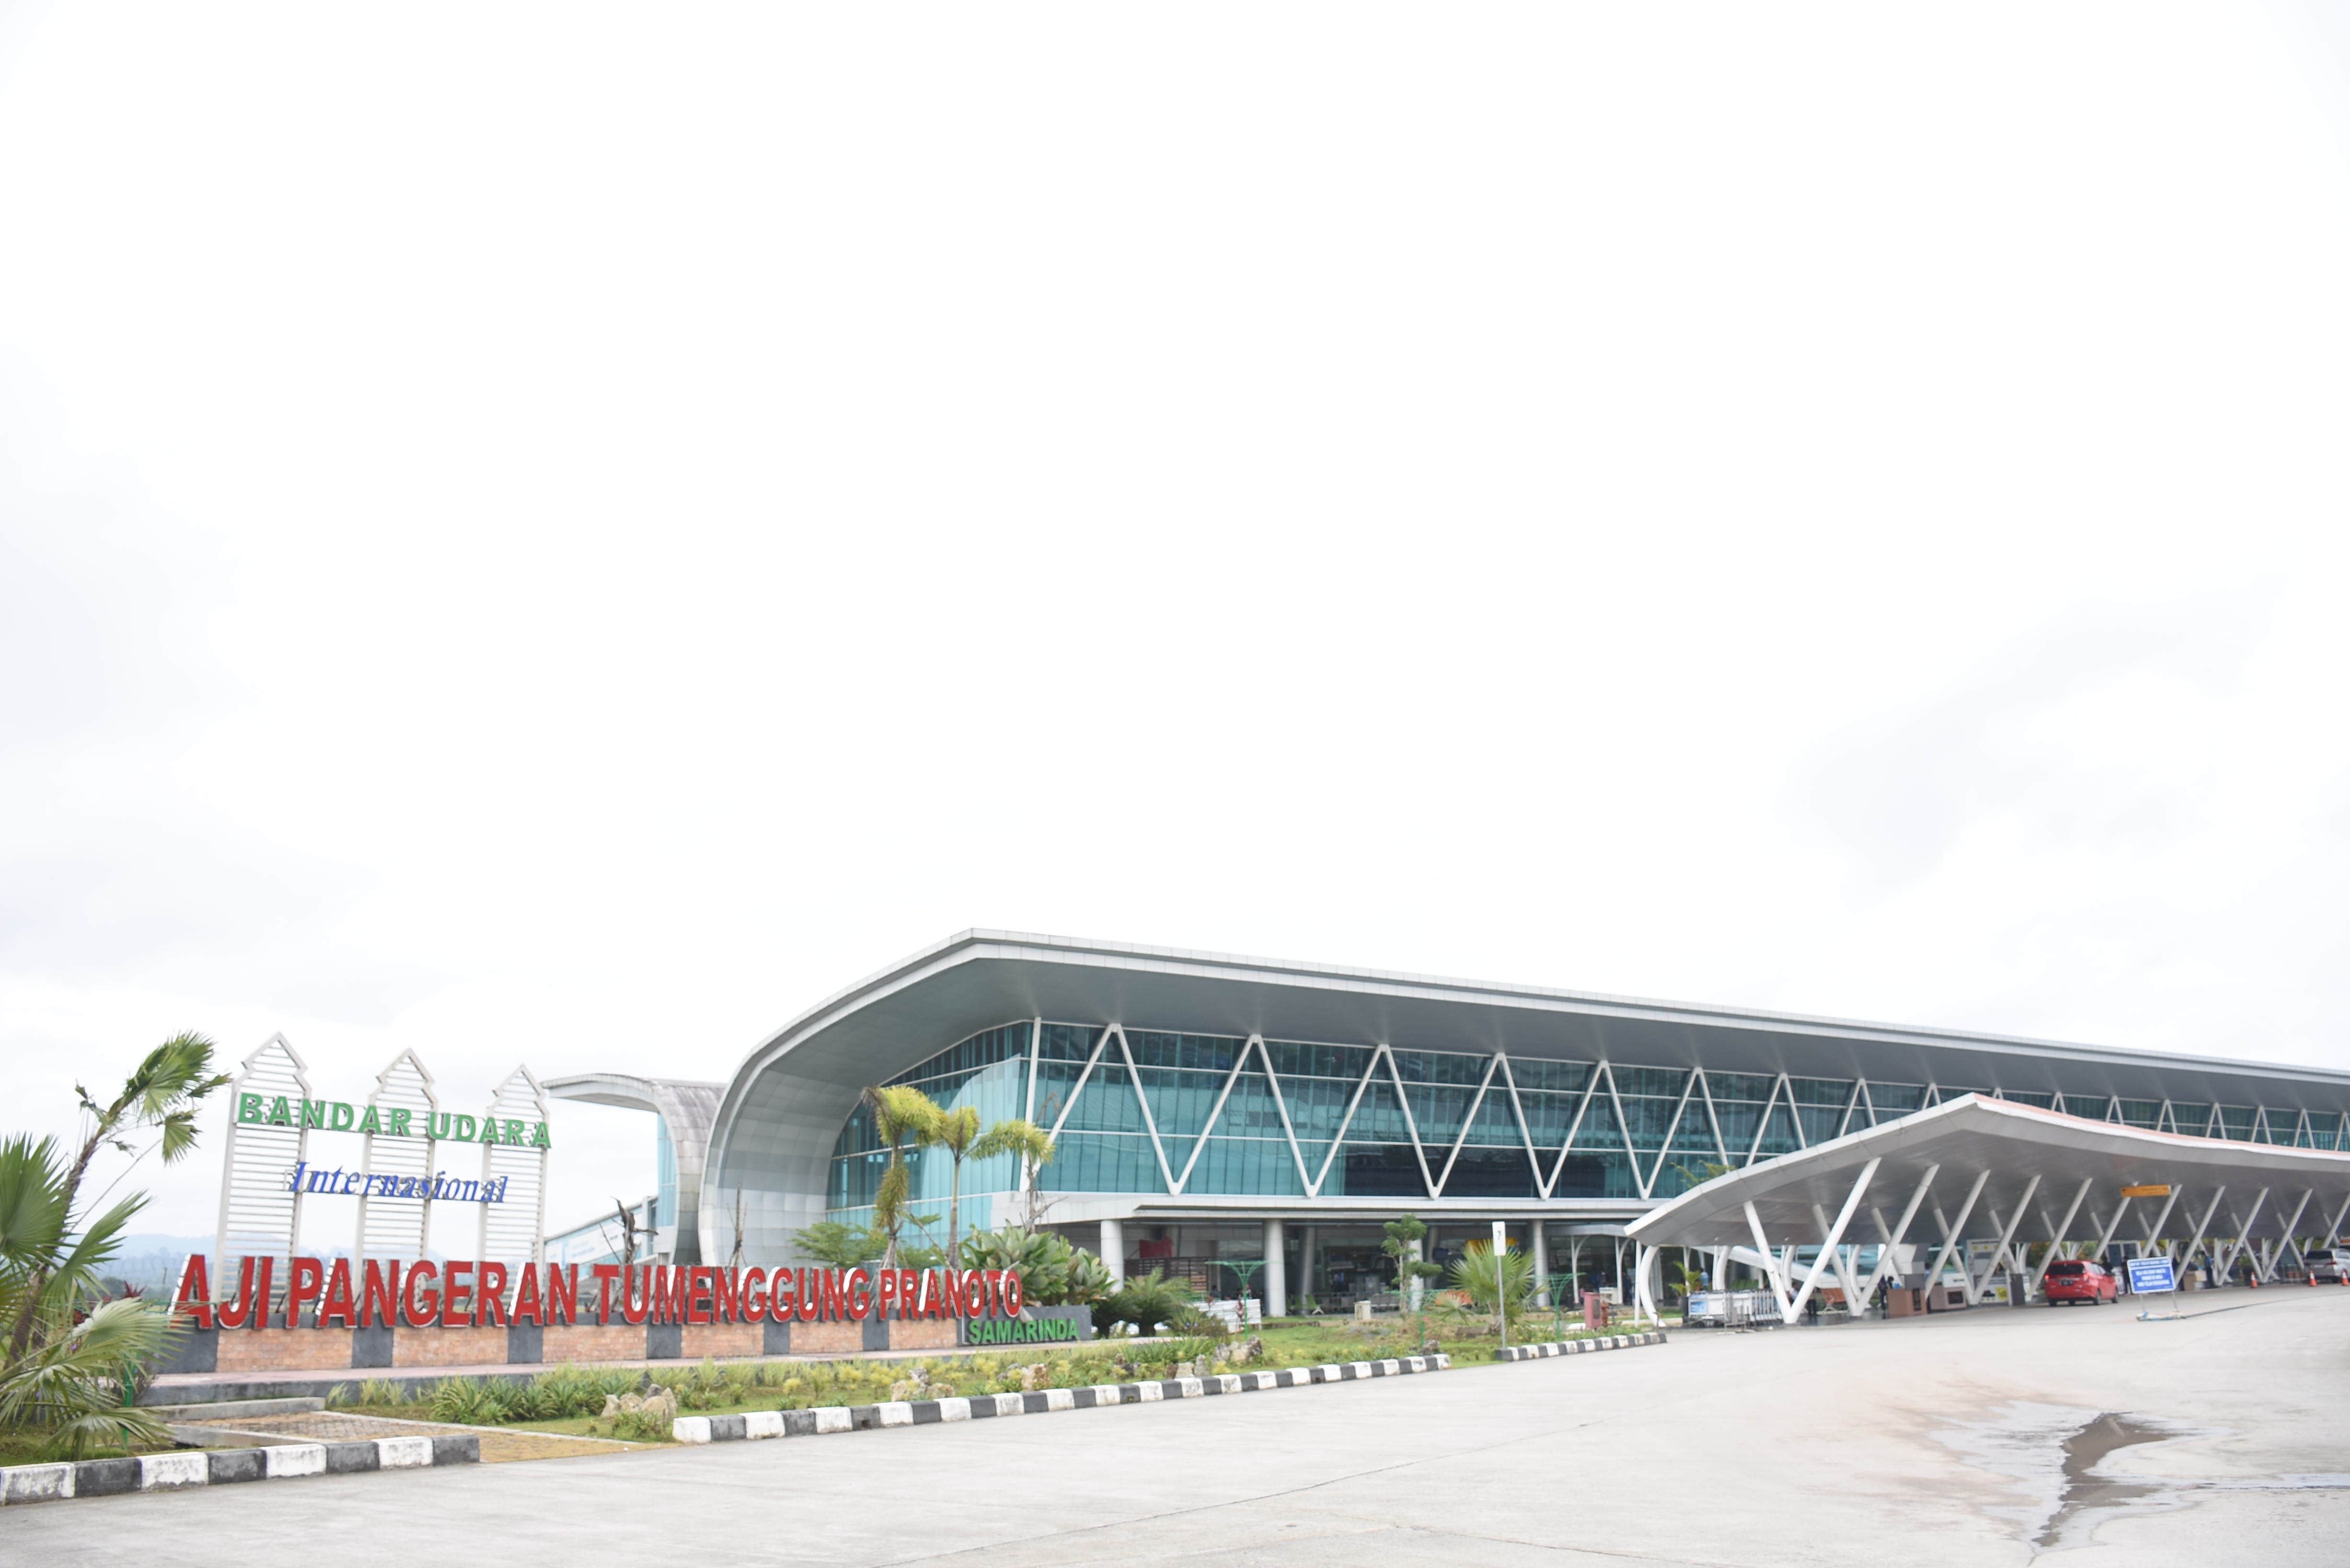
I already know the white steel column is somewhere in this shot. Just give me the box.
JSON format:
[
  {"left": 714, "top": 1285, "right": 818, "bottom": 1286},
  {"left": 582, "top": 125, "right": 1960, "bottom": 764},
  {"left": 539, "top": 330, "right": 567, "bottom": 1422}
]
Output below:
[
  {"left": 1861, "top": 1163, "right": 1940, "bottom": 1299},
  {"left": 2180, "top": 1187, "right": 2227, "bottom": 1284},
  {"left": 2214, "top": 1189, "right": 2271, "bottom": 1285},
  {"left": 1969, "top": 1175, "right": 2038, "bottom": 1305},
  {"left": 1923, "top": 1170, "right": 1992, "bottom": 1294},
  {"left": 2089, "top": 1197, "right": 2133, "bottom": 1266},
  {"left": 2139, "top": 1187, "right": 2182, "bottom": 1254},
  {"left": 2264, "top": 1190, "right": 2314, "bottom": 1281},
  {"left": 1787, "top": 1158, "right": 1879, "bottom": 1321},
  {"left": 2031, "top": 1178, "right": 2095, "bottom": 1291},
  {"left": 1531, "top": 1224, "right": 1550, "bottom": 1308},
  {"left": 1100, "top": 1217, "right": 1126, "bottom": 1286},
  {"left": 1263, "top": 1219, "right": 1287, "bottom": 1318},
  {"left": 1810, "top": 1203, "right": 1866, "bottom": 1307},
  {"left": 1746, "top": 1201, "right": 1793, "bottom": 1317}
]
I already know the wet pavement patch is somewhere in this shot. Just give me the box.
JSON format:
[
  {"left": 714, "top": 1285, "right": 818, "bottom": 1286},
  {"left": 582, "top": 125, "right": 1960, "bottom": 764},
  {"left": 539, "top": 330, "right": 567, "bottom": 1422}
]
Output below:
[{"left": 1936, "top": 1401, "right": 2350, "bottom": 1554}]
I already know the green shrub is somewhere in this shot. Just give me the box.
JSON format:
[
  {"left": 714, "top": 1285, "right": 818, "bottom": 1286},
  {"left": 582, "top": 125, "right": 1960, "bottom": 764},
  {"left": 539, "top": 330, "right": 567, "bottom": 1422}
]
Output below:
[
  {"left": 612, "top": 1407, "right": 671, "bottom": 1442},
  {"left": 429, "top": 1376, "right": 508, "bottom": 1425}
]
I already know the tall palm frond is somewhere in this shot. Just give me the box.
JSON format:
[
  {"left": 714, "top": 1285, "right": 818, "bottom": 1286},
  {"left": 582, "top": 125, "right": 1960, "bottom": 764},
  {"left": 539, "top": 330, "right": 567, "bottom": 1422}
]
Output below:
[{"left": 0, "top": 1296, "right": 181, "bottom": 1458}]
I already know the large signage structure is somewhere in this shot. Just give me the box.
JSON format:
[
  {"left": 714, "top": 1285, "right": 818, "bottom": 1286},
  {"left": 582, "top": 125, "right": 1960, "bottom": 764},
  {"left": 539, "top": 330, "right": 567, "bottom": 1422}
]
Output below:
[
  {"left": 172, "top": 1256, "right": 1024, "bottom": 1330},
  {"left": 213, "top": 1035, "right": 551, "bottom": 1286}
]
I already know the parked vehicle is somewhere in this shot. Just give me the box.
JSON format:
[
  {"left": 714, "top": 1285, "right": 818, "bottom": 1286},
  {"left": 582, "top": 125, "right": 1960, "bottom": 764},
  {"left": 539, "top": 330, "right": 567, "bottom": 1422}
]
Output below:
[
  {"left": 2309, "top": 1249, "right": 2350, "bottom": 1285},
  {"left": 2044, "top": 1260, "right": 2119, "bottom": 1305}
]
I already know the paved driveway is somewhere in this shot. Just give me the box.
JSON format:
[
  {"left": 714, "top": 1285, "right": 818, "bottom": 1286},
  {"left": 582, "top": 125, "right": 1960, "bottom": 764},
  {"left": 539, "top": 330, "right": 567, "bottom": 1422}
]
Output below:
[{"left": 12, "top": 1289, "right": 2348, "bottom": 1566}]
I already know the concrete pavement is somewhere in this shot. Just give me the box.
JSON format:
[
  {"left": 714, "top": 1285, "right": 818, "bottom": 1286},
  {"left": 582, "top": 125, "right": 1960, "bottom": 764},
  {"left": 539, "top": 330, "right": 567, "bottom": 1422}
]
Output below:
[{"left": 11, "top": 1288, "right": 2349, "bottom": 1565}]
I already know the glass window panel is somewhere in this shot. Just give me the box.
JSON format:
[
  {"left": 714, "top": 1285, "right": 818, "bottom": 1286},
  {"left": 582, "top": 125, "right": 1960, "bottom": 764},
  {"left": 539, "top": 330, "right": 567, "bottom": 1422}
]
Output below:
[
  {"left": 1350, "top": 1079, "right": 1413, "bottom": 1142},
  {"left": 1457, "top": 1084, "right": 1526, "bottom": 1147},
  {"left": 1403, "top": 1083, "right": 1474, "bottom": 1147},
  {"left": 2057, "top": 1095, "right": 2110, "bottom": 1120},
  {"left": 1507, "top": 1058, "right": 1591, "bottom": 1095},
  {"left": 1188, "top": 1136, "right": 1305, "bottom": 1196},
  {"left": 1038, "top": 1023, "right": 1101, "bottom": 1062},
  {"left": 1612, "top": 1067, "right": 1686, "bottom": 1100},
  {"left": 1277, "top": 1075, "right": 1360, "bottom": 1145},
  {"left": 1752, "top": 1103, "right": 1803, "bottom": 1160},
  {"left": 1794, "top": 1105, "right": 1842, "bottom": 1145},
  {"left": 1999, "top": 1090, "right": 2056, "bottom": 1109},
  {"left": 2216, "top": 1105, "right": 2256, "bottom": 1140},
  {"left": 1868, "top": 1082, "right": 1926, "bottom": 1113},
  {"left": 1440, "top": 1147, "right": 1536, "bottom": 1198},
  {"left": 1516, "top": 1089, "right": 1579, "bottom": 1149},
  {"left": 2115, "top": 1099, "right": 2162, "bottom": 1129},
  {"left": 1617, "top": 1096, "right": 1680, "bottom": 1150},
  {"left": 1041, "top": 1132, "right": 1164, "bottom": 1193},
  {"left": 1062, "top": 1063, "right": 1146, "bottom": 1134},
  {"left": 1570, "top": 1096, "right": 1627, "bottom": 1152},
  {"left": 1788, "top": 1077, "right": 1854, "bottom": 1107},
  {"left": 1389, "top": 1050, "right": 1487, "bottom": 1086},
  {"left": 1713, "top": 1099, "right": 1764, "bottom": 1154},
  {"left": 1705, "top": 1073, "right": 1777, "bottom": 1103},
  {"left": 1328, "top": 1143, "right": 1426, "bottom": 1198},
  {"left": 1136, "top": 1066, "right": 1225, "bottom": 1145},
  {"left": 1264, "top": 1041, "right": 1373, "bottom": 1082},
  {"left": 1552, "top": 1150, "right": 1635, "bottom": 1199}
]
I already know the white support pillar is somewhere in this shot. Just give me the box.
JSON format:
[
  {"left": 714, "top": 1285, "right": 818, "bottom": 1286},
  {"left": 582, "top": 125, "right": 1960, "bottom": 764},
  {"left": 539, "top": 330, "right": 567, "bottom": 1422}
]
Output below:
[
  {"left": 2031, "top": 1178, "right": 2095, "bottom": 1292},
  {"left": 2323, "top": 1191, "right": 2350, "bottom": 1247},
  {"left": 1969, "top": 1175, "right": 2037, "bottom": 1306},
  {"left": 1861, "top": 1163, "right": 1940, "bottom": 1299},
  {"left": 2139, "top": 1187, "right": 2182, "bottom": 1254},
  {"left": 1531, "top": 1224, "right": 1551, "bottom": 1308},
  {"left": 1263, "top": 1218, "right": 1287, "bottom": 1318},
  {"left": 1923, "top": 1170, "right": 1992, "bottom": 1294},
  {"left": 1635, "top": 1243, "right": 1662, "bottom": 1323},
  {"left": 1300, "top": 1224, "right": 1319, "bottom": 1309},
  {"left": 1407, "top": 1237, "right": 1426, "bottom": 1310},
  {"left": 1710, "top": 1244, "right": 1729, "bottom": 1290},
  {"left": 1810, "top": 1203, "right": 1866, "bottom": 1307},
  {"left": 2214, "top": 1189, "right": 2270, "bottom": 1285},
  {"left": 2181, "top": 1187, "right": 2227, "bottom": 1286},
  {"left": 2265, "top": 1190, "right": 2314, "bottom": 1281},
  {"left": 1787, "top": 1158, "right": 1879, "bottom": 1321},
  {"left": 2089, "top": 1197, "right": 2134, "bottom": 1267},
  {"left": 1100, "top": 1218, "right": 1126, "bottom": 1287},
  {"left": 1746, "top": 1201, "right": 1793, "bottom": 1317}
]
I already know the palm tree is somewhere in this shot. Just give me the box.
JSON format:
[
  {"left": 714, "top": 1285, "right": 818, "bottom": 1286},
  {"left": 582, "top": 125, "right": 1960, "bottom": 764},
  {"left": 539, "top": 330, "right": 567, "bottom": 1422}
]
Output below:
[
  {"left": 927, "top": 1104, "right": 983, "bottom": 1265},
  {"left": 969, "top": 1117, "right": 1056, "bottom": 1235},
  {"left": 0, "top": 1135, "right": 180, "bottom": 1457},
  {"left": 863, "top": 1084, "right": 940, "bottom": 1271},
  {"left": 9, "top": 1032, "right": 227, "bottom": 1362}
]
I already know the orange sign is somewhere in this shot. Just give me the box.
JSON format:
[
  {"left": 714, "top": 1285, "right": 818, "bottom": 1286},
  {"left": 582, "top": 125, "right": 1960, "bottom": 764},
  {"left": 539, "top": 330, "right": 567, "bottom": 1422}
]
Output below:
[{"left": 2121, "top": 1184, "right": 2172, "bottom": 1198}]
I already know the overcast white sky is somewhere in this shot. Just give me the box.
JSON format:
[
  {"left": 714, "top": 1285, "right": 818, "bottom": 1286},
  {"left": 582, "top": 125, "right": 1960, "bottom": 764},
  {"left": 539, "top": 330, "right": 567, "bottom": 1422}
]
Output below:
[{"left": 5, "top": 4, "right": 2348, "bottom": 1241}]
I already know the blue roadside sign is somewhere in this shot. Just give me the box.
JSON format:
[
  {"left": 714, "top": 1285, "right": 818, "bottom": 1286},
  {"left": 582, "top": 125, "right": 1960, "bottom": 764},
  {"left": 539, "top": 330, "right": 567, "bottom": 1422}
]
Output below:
[{"left": 2127, "top": 1256, "right": 2176, "bottom": 1295}]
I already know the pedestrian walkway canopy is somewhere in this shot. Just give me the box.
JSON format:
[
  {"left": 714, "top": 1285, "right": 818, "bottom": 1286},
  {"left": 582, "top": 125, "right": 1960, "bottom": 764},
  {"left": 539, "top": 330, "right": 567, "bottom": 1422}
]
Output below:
[{"left": 1624, "top": 1093, "right": 2350, "bottom": 1321}]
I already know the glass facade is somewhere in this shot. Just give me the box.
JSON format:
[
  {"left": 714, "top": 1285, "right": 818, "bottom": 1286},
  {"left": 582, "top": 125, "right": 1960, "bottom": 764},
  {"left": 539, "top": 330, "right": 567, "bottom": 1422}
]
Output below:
[{"left": 824, "top": 1019, "right": 2350, "bottom": 1219}]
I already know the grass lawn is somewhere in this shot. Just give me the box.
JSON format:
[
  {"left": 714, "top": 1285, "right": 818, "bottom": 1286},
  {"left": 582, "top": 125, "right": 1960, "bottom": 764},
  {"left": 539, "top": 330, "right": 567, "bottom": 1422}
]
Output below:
[{"left": 300, "top": 1309, "right": 1676, "bottom": 1450}]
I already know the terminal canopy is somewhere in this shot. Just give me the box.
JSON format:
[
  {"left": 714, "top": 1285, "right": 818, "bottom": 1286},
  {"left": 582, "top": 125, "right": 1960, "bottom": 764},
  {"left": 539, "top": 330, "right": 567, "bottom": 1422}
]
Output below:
[{"left": 1625, "top": 1094, "right": 2350, "bottom": 1320}]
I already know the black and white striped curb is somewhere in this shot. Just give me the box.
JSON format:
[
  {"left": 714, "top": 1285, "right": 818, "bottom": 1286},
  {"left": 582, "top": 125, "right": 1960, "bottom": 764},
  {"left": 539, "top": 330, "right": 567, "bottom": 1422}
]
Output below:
[
  {"left": 0, "top": 1435, "right": 478, "bottom": 1506},
  {"left": 1493, "top": 1329, "right": 1666, "bottom": 1362},
  {"left": 675, "top": 1354, "right": 1453, "bottom": 1443}
]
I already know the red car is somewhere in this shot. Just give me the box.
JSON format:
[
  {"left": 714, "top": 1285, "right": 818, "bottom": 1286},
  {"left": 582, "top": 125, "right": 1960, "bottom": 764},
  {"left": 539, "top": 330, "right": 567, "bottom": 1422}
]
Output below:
[{"left": 2044, "top": 1260, "right": 2119, "bottom": 1305}]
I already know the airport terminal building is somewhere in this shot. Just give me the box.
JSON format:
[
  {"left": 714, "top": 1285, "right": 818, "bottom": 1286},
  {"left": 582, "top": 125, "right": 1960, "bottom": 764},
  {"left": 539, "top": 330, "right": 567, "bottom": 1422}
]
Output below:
[{"left": 612, "top": 932, "right": 2350, "bottom": 1313}]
